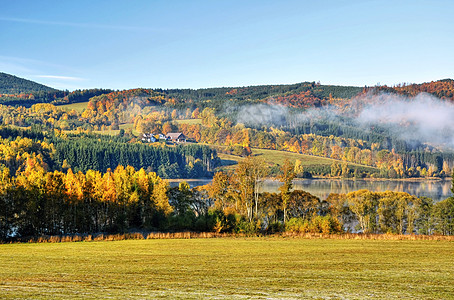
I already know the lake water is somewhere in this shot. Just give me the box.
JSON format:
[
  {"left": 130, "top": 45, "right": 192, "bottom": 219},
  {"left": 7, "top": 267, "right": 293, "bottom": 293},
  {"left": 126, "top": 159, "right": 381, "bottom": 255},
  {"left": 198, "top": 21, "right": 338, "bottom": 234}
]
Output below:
[{"left": 169, "top": 178, "right": 453, "bottom": 202}]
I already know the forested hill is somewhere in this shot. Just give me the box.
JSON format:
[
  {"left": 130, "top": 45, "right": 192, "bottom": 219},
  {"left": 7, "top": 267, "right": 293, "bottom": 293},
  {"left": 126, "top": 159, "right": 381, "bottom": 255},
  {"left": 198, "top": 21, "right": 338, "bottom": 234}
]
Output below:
[
  {"left": 161, "top": 82, "right": 362, "bottom": 102},
  {"left": 371, "top": 79, "right": 454, "bottom": 101},
  {"left": 73, "top": 79, "right": 454, "bottom": 112},
  {"left": 1, "top": 71, "right": 454, "bottom": 109},
  {"left": 159, "top": 82, "right": 363, "bottom": 109},
  {"left": 0, "top": 72, "right": 57, "bottom": 94},
  {"left": 80, "top": 82, "right": 363, "bottom": 113}
]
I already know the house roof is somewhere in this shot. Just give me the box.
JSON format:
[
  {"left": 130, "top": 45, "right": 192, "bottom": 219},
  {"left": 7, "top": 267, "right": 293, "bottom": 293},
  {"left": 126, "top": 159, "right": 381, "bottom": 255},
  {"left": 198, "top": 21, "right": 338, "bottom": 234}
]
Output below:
[{"left": 166, "top": 132, "right": 185, "bottom": 139}]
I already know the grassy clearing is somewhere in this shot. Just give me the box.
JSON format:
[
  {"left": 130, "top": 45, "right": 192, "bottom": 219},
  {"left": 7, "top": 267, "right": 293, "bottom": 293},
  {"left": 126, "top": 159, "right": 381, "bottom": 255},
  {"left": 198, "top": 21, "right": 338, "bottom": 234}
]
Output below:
[
  {"left": 253, "top": 148, "right": 336, "bottom": 166},
  {"left": 217, "top": 152, "right": 246, "bottom": 169},
  {"left": 175, "top": 118, "right": 202, "bottom": 125},
  {"left": 57, "top": 101, "right": 89, "bottom": 113},
  {"left": 91, "top": 123, "right": 137, "bottom": 136},
  {"left": 216, "top": 147, "right": 335, "bottom": 171},
  {"left": 217, "top": 147, "right": 378, "bottom": 173},
  {"left": 0, "top": 238, "right": 452, "bottom": 299},
  {"left": 253, "top": 148, "right": 377, "bottom": 170}
]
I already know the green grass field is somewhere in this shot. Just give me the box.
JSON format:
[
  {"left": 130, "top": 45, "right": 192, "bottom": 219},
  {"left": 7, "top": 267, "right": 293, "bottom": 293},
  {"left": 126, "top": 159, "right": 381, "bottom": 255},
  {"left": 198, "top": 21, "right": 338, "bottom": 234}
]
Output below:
[
  {"left": 175, "top": 118, "right": 202, "bottom": 125},
  {"left": 253, "top": 148, "right": 341, "bottom": 166},
  {"left": 57, "top": 101, "right": 89, "bottom": 113},
  {"left": 0, "top": 238, "right": 452, "bottom": 299},
  {"left": 217, "top": 147, "right": 378, "bottom": 173},
  {"left": 91, "top": 123, "right": 137, "bottom": 136}
]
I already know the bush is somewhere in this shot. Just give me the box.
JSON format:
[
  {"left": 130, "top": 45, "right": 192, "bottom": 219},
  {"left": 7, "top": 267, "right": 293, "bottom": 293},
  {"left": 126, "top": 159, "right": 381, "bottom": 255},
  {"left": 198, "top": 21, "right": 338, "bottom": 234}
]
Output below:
[
  {"left": 267, "top": 221, "right": 285, "bottom": 233},
  {"left": 234, "top": 218, "right": 258, "bottom": 234},
  {"left": 285, "top": 216, "right": 343, "bottom": 234},
  {"left": 168, "top": 211, "right": 196, "bottom": 231},
  {"left": 309, "top": 216, "right": 343, "bottom": 234},
  {"left": 285, "top": 218, "right": 309, "bottom": 233},
  {"left": 208, "top": 209, "right": 236, "bottom": 233}
]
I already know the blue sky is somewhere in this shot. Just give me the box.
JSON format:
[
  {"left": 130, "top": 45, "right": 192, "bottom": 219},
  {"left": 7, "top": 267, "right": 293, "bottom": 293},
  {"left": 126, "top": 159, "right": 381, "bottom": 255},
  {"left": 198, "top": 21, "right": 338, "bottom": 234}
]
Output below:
[{"left": 1, "top": 0, "right": 453, "bottom": 90}]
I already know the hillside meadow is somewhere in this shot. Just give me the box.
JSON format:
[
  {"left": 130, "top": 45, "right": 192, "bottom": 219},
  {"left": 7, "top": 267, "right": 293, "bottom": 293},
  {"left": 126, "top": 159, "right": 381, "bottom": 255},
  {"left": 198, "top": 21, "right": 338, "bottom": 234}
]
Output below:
[
  {"left": 58, "top": 101, "right": 89, "bottom": 113},
  {"left": 217, "top": 146, "right": 378, "bottom": 175},
  {"left": 0, "top": 238, "right": 453, "bottom": 299}
]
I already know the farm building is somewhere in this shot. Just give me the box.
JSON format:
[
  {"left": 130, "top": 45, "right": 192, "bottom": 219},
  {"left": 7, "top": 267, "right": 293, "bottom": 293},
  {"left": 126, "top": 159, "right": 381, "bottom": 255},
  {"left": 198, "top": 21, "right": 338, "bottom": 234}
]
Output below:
[
  {"left": 156, "top": 133, "right": 167, "bottom": 140},
  {"left": 141, "top": 133, "right": 157, "bottom": 143},
  {"left": 166, "top": 132, "right": 186, "bottom": 143}
]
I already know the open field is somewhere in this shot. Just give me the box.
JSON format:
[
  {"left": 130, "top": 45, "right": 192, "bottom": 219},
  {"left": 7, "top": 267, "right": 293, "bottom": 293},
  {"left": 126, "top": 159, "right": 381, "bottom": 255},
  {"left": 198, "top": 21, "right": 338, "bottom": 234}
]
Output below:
[
  {"left": 175, "top": 118, "right": 202, "bottom": 125},
  {"left": 61, "top": 123, "right": 136, "bottom": 136},
  {"left": 0, "top": 238, "right": 453, "bottom": 299},
  {"left": 92, "top": 123, "right": 136, "bottom": 136},
  {"left": 253, "top": 148, "right": 341, "bottom": 166},
  {"left": 57, "top": 101, "right": 89, "bottom": 113},
  {"left": 217, "top": 147, "right": 378, "bottom": 173}
]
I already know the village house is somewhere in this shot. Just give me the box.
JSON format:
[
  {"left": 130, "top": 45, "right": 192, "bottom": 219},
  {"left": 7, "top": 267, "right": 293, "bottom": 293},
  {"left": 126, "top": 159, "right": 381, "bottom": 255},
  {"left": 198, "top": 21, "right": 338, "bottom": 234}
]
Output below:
[
  {"left": 156, "top": 133, "right": 167, "bottom": 140},
  {"left": 166, "top": 132, "right": 186, "bottom": 143},
  {"left": 141, "top": 133, "right": 157, "bottom": 143}
]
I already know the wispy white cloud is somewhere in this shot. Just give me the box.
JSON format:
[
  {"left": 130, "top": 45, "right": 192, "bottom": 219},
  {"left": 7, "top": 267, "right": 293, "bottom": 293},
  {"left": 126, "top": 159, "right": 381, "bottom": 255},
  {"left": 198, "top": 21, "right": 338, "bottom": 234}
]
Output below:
[
  {"left": 0, "top": 17, "right": 163, "bottom": 32},
  {"left": 36, "top": 75, "right": 84, "bottom": 81},
  {"left": 0, "top": 55, "right": 85, "bottom": 83},
  {"left": 0, "top": 55, "right": 76, "bottom": 71}
]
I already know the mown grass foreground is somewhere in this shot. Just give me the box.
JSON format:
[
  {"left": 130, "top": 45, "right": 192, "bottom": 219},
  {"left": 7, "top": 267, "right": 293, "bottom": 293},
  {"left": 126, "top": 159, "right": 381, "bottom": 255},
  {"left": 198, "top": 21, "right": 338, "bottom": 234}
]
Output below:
[{"left": 0, "top": 238, "right": 453, "bottom": 299}]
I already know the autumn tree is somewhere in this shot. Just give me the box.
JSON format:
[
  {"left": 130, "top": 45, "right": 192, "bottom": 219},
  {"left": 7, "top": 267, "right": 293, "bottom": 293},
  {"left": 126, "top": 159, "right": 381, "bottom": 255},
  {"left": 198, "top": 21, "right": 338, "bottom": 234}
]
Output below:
[
  {"left": 233, "top": 156, "right": 268, "bottom": 222},
  {"left": 191, "top": 108, "right": 200, "bottom": 119},
  {"left": 432, "top": 197, "right": 454, "bottom": 235},
  {"left": 278, "top": 159, "right": 296, "bottom": 223},
  {"left": 326, "top": 193, "right": 352, "bottom": 229},
  {"left": 171, "top": 109, "right": 178, "bottom": 120},
  {"left": 0, "top": 167, "right": 13, "bottom": 240},
  {"left": 347, "top": 190, "right": 378, "bottom": 233},
  {"left": 152, "top": 176, "right": 173, "bottom": 216},
  {"left": 452, "top": 169, "right": 454, "bottom": 195},
  {"left": 169, "top": 181, "right": 193, "bottom": 216},
  {"left": 287, "top": 190, "right": 321, "bottom": 220},
  {"left": 209, "top": 171, "right": 230, "bottom": 211},
  {"left": 294, "top": 159, "right": 304, "bottom": 177}
]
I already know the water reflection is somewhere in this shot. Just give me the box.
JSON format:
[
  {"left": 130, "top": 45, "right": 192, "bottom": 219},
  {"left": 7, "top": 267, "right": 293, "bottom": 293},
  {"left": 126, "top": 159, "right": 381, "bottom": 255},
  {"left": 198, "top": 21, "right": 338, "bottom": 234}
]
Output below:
[
  {"left": 263, "top": 179, "right": 452, "bottom": 202},
  {"left": 169, "top": 179, "right": 453, "bottom": 202}
]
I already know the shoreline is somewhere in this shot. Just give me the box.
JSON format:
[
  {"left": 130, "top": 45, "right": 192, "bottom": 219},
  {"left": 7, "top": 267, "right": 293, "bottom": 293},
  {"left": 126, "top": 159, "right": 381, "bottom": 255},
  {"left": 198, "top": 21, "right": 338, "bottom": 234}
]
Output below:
[{"left": 166, "top": 177, "right": 452, "bottom": 183}]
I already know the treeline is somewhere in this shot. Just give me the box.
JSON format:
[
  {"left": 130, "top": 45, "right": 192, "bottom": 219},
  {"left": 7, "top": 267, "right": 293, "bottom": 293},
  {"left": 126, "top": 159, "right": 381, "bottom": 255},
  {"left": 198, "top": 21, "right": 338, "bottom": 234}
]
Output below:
[
  {"left": 373, "top": 79, "right": 454, "bottom": 101},
  {"left": 53, "top": 139, "right": 219, "bottom": 178},
  {"left": 325, "top": 191, "right": 453, "bottom": 235},
  {"left": 206, "top": 158, "right": 454, "bottom": 235},
  {"left": 0, "top": 73, "right": 112, "bottom": 106},
  {"left": 287, "top": 119, "right": 425, "bottom": 152},
  {"left": 0, "top": 89, "right": 113, "bottom": 107},
  {"left": 53, "top": 88, "right": 114, "bottom": 105},
  {"left": 0, "top": 166, "right": 172, "bottom": 240},
  {"left": 60, "top": 81, "right": 361, "bottom": 117},
  {"left": 0, "top": 73, "right": 356, "bottom": 110},
  {"left": 77, "top": 89, "right": 171, "bottom": 130},
  {"left": 0, "top": 103, "right": 119, "bottom": 130},
  {"left": 0, "top": 91, "right": 68, "bottom": 106},
  {"left": 1, "top": 158, "right": 453, "bottom": 242},
  {"left": 0, "top": 127, "right": 219, "bottom": 179},
  {"left": 4, "top": 71, "right": 453, "bottom": 110},
  {"left": 159, "top": 81, "right": 362, "bottom": 111}
]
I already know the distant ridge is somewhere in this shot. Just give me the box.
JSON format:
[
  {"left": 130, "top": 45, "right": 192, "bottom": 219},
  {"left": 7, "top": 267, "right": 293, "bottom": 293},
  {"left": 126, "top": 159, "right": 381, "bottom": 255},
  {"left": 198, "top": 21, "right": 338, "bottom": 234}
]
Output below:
[
  {"left": 0, "top": 72, "right": 58, "bottom": 94},
  {"left": 1, "top": 71, "right": 453, "bottom": 106}
]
